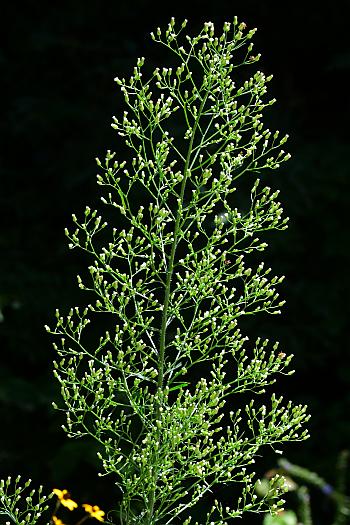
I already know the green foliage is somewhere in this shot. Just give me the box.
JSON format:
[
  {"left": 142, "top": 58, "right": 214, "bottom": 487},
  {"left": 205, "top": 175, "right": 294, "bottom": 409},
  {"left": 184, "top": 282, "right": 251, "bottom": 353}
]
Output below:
[
  {"left": 1, "top": 18, "right": 309, "bottom": 525},
  {"left": 0, "top": 477, "right": 52, "bottom": 525}
]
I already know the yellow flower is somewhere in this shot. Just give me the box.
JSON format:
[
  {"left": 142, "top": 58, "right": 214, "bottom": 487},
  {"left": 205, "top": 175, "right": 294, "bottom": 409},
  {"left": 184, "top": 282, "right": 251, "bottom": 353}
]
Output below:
[
  {"left": 82, "top": 504, "right": 105, "bottom": 522},
  {"left": 53, "top": 488, "right": 78, "bottom": 511},
  {"left": 52, "top": 516, "right": 66, "bottom": 525}
]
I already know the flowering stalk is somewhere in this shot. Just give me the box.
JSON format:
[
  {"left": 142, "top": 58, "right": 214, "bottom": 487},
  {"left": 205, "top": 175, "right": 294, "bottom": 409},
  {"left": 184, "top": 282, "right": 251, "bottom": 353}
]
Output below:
[{"left": 0, "top": 17, "right": 309, "bottom": 525}]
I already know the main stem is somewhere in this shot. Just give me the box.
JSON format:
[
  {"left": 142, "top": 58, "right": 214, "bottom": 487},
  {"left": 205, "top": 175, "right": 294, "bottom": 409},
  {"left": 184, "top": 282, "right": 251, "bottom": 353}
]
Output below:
[{"left": 146, "top": 93, "right": 209, "bottom": 525}]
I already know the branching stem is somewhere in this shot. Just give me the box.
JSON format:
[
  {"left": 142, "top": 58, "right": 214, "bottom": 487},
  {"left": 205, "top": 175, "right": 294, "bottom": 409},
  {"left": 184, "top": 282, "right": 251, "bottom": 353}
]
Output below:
[{"left": 147, "top": 90, "right": 210, "bottom": 525}]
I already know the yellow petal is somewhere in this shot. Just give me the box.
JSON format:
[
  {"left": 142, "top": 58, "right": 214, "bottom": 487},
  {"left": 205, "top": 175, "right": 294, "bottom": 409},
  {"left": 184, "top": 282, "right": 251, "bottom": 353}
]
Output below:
[
  {"left": 83, "top": 504, "right": 105, "bottom": 521},
  {"left": 52, "top": 516, "right": 66, "bottom": 525},
  {"left": 61, "top": 498, "right": 78, "bottom": 511},
  {"left": 53, "top": 488, "right": 65, "bottom": 500}
]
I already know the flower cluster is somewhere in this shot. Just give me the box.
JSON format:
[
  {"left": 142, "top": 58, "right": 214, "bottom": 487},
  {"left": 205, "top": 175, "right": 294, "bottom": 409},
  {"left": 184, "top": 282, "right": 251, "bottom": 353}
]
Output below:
[
  {"left": 46, "top": 17, "right": 310, "bottom": 525},
  {"left": 0, "top": 17, "right": 309, "bottom": 525}
]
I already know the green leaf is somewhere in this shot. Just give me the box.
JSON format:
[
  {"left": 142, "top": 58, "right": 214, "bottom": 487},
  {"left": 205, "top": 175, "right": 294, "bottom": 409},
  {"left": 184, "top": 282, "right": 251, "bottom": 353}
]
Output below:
[{"left": 169, "top": 382, "right": 190, "bottom": 391}]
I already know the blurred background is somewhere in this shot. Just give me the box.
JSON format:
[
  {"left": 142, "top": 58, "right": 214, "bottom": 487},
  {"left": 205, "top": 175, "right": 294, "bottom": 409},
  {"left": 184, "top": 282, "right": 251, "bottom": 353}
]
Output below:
[{"left": 1, "top": 1, "right": 349, "bottom": 523}]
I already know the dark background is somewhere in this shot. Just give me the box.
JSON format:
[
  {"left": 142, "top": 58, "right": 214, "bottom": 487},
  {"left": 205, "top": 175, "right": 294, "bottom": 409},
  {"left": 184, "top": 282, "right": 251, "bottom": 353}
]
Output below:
[{"left": 1, "top": 1, "right": 350, "bottom": 523}]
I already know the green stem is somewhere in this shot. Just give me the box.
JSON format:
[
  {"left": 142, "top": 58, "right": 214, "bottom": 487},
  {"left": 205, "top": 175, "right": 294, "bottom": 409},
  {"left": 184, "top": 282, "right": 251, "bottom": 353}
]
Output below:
[
  {"left": 297, "top": 486, "right": 313, "bottom": 525},
  {"left": 75, "top": 516, "right": 90, "bottom": 525},
  {"left": 158, "top": 92, "right": 210, "bottom": 392},
  {"left": 146, "top": 91, "right": 210, "bottom": 525}
]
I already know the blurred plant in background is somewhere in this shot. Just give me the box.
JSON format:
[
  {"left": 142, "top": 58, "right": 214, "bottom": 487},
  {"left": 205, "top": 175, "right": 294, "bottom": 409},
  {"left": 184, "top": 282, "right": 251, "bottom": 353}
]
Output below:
[{"left": 257, "top": 451, "right": 350, "bottom": 525}]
